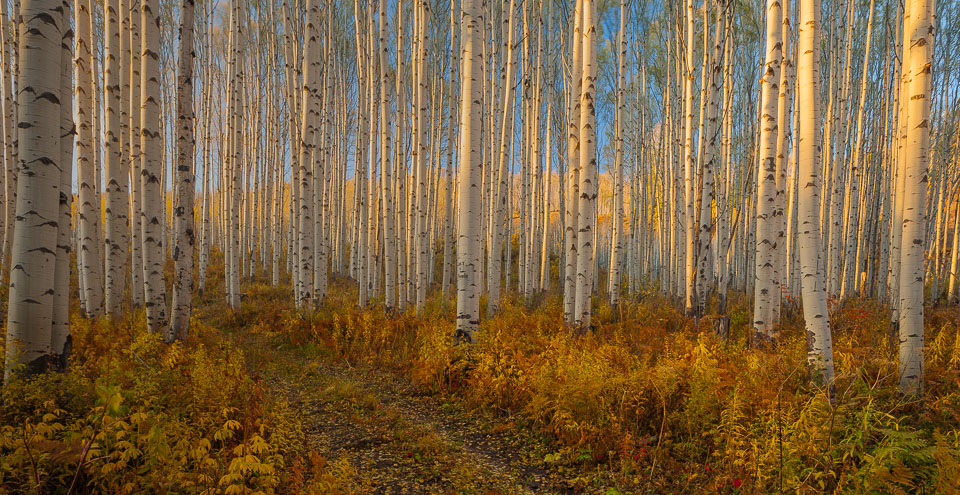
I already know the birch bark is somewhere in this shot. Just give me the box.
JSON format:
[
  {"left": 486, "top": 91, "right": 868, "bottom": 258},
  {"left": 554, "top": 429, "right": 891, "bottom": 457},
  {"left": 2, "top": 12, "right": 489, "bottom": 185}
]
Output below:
[
  {"left": 140, "top": 0, "right": 168, "bottom": 334},
  {"left": 753, "top": 0, "right": 783, "bottom": 344},
  {"left": 4, "top": 0, "right": 64, "bottom": 379},
  {"left": 574, "top": 0, "right": 598, "bottom": 328},
  {"left": 898, "top": 0, "right": 933, "bottom": 396},
  {"left": 454, "top": 0, "right": 484, "bottom": 345},
  {"left": 797, "top": 0, "right": 835, "bottom": 385},
  {"left": 170, "top": 0, "right": 196, "bottom": 342}
]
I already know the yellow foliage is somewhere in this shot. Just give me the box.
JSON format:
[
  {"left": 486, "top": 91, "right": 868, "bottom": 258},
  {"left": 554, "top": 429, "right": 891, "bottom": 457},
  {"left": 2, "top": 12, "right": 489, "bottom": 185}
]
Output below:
[
  {"left": 288, "top": 286, "right": 960, "bottom": 493},
  {"left": 0, "top": 297, "right": 303, "bottom": 493},
  {"left": 4, "top": 267, "right": 960, "bottom": 493}
]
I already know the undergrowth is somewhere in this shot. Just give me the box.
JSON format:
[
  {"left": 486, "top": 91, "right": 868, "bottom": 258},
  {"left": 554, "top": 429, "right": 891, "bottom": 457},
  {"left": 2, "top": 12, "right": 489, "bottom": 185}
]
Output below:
[
  {"left": 2, "top": 251, "right": 960, "bottom": 493},
  {"left": 0, "top": 256, "right": 363, "bottom": 494},
  {"left": 281, "top": 281, "right": 960, "bottom": 494}
]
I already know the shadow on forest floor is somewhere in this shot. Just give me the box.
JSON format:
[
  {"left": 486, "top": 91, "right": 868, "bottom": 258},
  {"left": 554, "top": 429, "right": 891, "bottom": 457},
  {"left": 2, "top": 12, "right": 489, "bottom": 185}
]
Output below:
[{"left": 256, "top": 343, "right": 576, "bottom": 494}]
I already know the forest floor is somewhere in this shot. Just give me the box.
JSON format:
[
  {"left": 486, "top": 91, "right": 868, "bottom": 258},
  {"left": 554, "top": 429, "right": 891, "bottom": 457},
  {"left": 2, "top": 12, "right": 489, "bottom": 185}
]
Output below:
[
  {"left": 253, "top": 340, "right": 575, "bottom": 494},
  {"left": 199, "top": 278, "right": 960, "bottom": 494},
  {"left": 212, "top": 284, "right": 583, "bottom": 494},
  {"left": 3, "top": 268, "right": 960, "bottom": 493}
]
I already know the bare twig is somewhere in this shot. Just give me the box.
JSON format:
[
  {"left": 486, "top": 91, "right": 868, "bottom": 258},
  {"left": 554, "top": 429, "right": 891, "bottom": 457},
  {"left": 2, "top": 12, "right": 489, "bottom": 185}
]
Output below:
[
  {"left": 67, "top": 408, "right": 107, "bottom": 495},
  {"left": 22, "top": 423, "right": 41, "bottom": 494}
]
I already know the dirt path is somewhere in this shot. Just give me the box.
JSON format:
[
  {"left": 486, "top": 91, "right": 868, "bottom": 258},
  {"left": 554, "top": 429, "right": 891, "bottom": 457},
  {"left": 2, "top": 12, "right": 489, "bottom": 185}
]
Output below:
[{"left": 263, "top": 347, "right": 576, "bottom": 494}]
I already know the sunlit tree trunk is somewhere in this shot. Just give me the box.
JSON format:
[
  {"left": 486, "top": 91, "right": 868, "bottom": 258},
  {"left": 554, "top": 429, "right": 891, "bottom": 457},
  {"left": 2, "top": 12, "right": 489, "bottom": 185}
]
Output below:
[
  {"left": 563, "top": 0, "right": 583, "bottom": 325},
  {"left": 380, "top": 0, "right": 396, "bottom": 313},
  {"left": 488, "top": 0, "right": 516, "bottom": 317},
  {"left": 949, "top": 188, "right": 960, "bottom": 303},
  {"left": 716, "top": 10, "right": 733, "bottom": 314},
  {"left": 454, "top": 0, "right": 483, "bottom": 345},
  {"left": 889, "top": 2, "right": 909, "bottom": 325},
  {"left": 797, "top": 0, "right": 835, "bottom": 386},
  {"left": 574, "top": 0, "right": 597, "bottom": 328},
  {"left": 414, "top": 0, "right": 431, "bottom": 314},
  {"left": 364, "top": 4, "right": 379, "bottom": 305},
  {"left": 682, "top": 0, "right": 696, "bottom": 315},
  {"left": 772, "top": 3, "right": 793, "bottom": 324},
  {"left": 353, "top": 0, "right": 369, "bottom": 306},
  {"left": 753, "top": 0, "right": 783, "bottom": 345},
  {"left": 394, "top": 0, "right": 408, "bottom": 312},
  {"left": 609, "top": 0, "right": 625, "bottom": 307},
  {"left": 898, "top": 0, "right": 933, "bottom": 396},
  {"left": 441, "top": 5, "right": 458, "bottom": 299}
]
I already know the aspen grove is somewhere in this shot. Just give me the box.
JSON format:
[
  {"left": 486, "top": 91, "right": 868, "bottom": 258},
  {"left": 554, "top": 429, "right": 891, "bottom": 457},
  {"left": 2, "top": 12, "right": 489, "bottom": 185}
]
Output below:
[{"left": 1, "top": 0, "right": 960, "bottom": 492}]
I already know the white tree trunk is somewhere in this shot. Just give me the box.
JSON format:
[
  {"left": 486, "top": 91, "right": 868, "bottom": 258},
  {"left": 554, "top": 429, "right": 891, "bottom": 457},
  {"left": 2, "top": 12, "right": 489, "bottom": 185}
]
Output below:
[
  {"left": 797, "top": 0, "right": 835, "bottom": 385},
  {"left": 140, "top": 0, "right": 167, "bottom": 334},
  {"left": 441, "top": 6, "right": 458, "bottom": 299},
  {"left": 753, "top": 0, "right": 783, "bottom": 344},
  {"left": 609, "top": 0, "right": 626, "bottom": 307},
  {"left": 696, "top": 5, "right": 725, "bottom": 316},
  {"left": 170, "top": 0, "right": 196, "bottom": 342},
  {"left": 104, "top": 0, "right": 127, "bottom": 315},
  {"left": 563, "top": 0, "right": 583, "bottom": 325},
  {"left": 898, "top": 0, "right": 932, "bottom": 396},
  {"left": 4, "top": 0, "right": 64, "bottom": 379},
  {"left": 296, "top": 0, "right": 320, "bottom": 309},
  {"left": 454, "top": 0, "right": 483, "bottom": 345},
  {"left": 380, "top": 2, "right": 396, "bottom": 313},
  {"left": 52, "top": 5, "right": 73, "bottom": 369},
  {"left": 682, "top": 0, "right": 696, "bottom": 315},
  {"left": 574, "top": 0, "right": 598, "bottom": 328},
  {"left": 128, "top": 0, "right": 144, "bottom": 308},
  {"left": 414, "top": 0, "right": 431, "bottom": 314},
  {"left": 76, "top": 0, "right": 103, "bottom": 318},
  {"left": 488, "top": 0, "right": 517, "bottom": 317},
  {"left": 0, "top": 0, "right": 11, "bottom": 282}
]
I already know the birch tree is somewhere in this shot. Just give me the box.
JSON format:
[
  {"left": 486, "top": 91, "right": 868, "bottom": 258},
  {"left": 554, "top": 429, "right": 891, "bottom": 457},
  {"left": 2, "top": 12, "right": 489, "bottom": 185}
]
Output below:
[
  {"left": 681, "top": 0, "right": 696, "bottom": 316},
  {"left": 488, "top": 0, "right": 517, "bottom": 317},
  {"left": 414, "top": 0, "right": 431, "bottom": 314},
  {"left": 53, "top": 0, "right": 74, "bottom": 372},
  {"left": 76, "top": 0, "right": 103, "bottom": 318},
  {"left": 4, "top": 0, "right": 66, "bottom": 379},
  {"left": 380, "top": 0, "right": 396, "bottom": 314},
  {"left": 563, "top": 0, "right": 583, "bottom": 325},
  {"left": 129, "top": 0, "right": 144, "bottom": 308},
  {"left": 104, "top": 0, "right": 128, "bottom": 315},
  {"left": 454, "top": 0, "right": 483, "bottom": 345},
  {"left": 296, "top": 0, "right": 319, "bottom": 309},
  {"left": 140, "top": 0, "right": 167, "bottom": 334},
  {"left": 753, "top": 0, "right": 783, "bottom": 345},
  {"left": 170, "top": 0, "right": 197, "bottom": 342},
  {"left": 797, "top": 0, "right": 835, "bottom": 385},
  {"left": 574, "top": 0, "right": 598, "bottom": 328},
  {"left": 898, "top": 0, "right": 933, "bottom": 396},
  {"left": 609, "top": 0, "right": 625, "bottom": 307}
]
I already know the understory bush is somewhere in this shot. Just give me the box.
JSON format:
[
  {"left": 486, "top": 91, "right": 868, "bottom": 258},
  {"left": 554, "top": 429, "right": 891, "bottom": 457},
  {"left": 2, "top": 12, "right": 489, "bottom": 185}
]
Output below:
[
  {"left": 302, "top": 283, "right": 960, "bottom": 493},
  {"left": 3, "top": 259, "right": 959, "bottom": 493}
]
